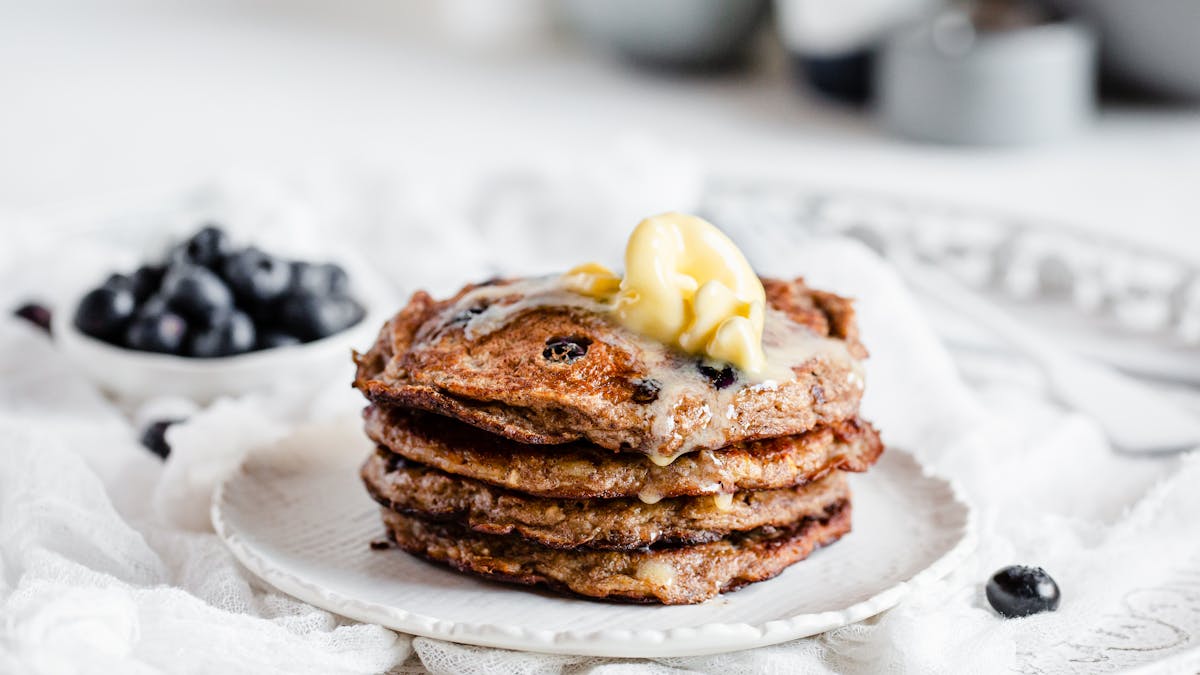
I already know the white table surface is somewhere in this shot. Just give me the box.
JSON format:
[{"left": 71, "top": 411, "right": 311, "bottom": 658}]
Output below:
[
  {"left": 4, "top": 6, "right": 1200, "bottom": 673},
  {"left": 2, "top": 0, "right": 1200, "bottom": 261}
]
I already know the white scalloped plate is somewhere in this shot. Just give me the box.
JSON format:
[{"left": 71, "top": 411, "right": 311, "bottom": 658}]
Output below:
[{"left": 212, "top": 419, "right": 976, "bottom": 658}]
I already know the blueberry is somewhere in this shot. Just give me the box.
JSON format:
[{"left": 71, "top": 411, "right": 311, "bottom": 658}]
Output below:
[
  {"left": 172, "top": 225, "right": 232, "bottom": 268},
  {"left": 138, "top": 292, "right": 170, "bottom": 318},
  {"left": 448, "top": 305, "right": 485, "bottom": 325},
  {"left": 698, "top": 363, "right": 737, "bottom": 389},
  {"left": 256, "top": 330, "right": 302, "bottom": 350},
  {"left": 74, "top": 286, "right": 137, "bottom": 341},
  {"left": 222, "top": 248, "right": 293, "bottom": 306},
  {"left": 130, "top": 265, "right": 165, "bottom": 303},
  {"left": 188, "top": 310, "right": 256, "bottom": 358},
  {"left": 13, "top": 302, "right": 52, "bottom": 334},
  {"left": 291, "top": 261, "right": 349, "bottom": 297},
  {"left": 141, "top": 419, "right": 183, "bottom": 459},
  {"left": 103, "top": 273, "right": 134, "bottom": 293},
  {"left": 224, "top": 310, "right": 257, "bottom": 354},
  {"left": 543, "top": 336, "right": 592, "bottom": 363},
  {"left": 385, "top": 452, "right": 407, "bottom": 472},
  {"left": 162, "top": 264, "right": 233, "bottom": 325},
  {"left": 125, "top": 309, "right": 188, "bottom": 354},
  {"left": 277, "top": 292, "right": 365, "bottom": 341},
  {"left": 986, "top": 565, "right": 1061, "bottom": 618},
  {"left": 631, "top": 378, "right": 661, "bottom": 403}
]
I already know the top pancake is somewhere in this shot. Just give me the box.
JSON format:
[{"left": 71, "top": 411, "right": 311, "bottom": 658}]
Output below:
[{"left": 354, "top": 276, "right": 867, "bottom": 460}]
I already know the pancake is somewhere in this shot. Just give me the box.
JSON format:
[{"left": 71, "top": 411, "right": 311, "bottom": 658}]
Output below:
[
  {"left": 362, "top": 451, "right": 850, "bottom": 550},
  {"left": 363, "top": 405, "right": 882, "bottom": 500},
  {"left": 354, "top": 277, "right": 867, "bottom": 462},
  {"left": 378, "top": 500, "right": 852, "bottom": 605}
]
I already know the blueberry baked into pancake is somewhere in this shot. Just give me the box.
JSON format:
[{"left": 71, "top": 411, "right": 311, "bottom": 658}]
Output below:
[{"left": 353, "top": 213, "right": 884, "bottom": 604}]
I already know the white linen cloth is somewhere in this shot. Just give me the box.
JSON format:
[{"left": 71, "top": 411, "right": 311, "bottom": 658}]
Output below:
[{"left": 2, "top": 153, "right": 1199, "bottom": 674}]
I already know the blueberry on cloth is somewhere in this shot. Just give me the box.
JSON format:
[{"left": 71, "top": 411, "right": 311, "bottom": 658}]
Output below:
[
  {"left": 13, "top": 302, "right": 52, "bottom": 334},
  {"left": 986, "top": 565, "right": 1061, "bottom": 618},
  {"left": 141, "top": 419, "right": 183, "bottom": 459}
]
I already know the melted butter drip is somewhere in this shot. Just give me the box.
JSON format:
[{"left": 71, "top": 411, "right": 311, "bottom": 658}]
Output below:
[
  {"left": 636, "top": 561, "right": 677, "bottom": 587},
  {"left": 637, "top": 486, "right": 664, "bottom": 504},
  {"left": 647, "top": 451, "right": 685, "bottom": 468},
  {"left": 712, "top": 493, "right": 735, "bottom": 511},
  {"left": 757, "top": 307, "right": 864, "bottom": 384},
  {"left": 454, "top": 277, "right": 608, "bottom": 341},
  {"left": 441, "top": 274, "right": 862, "bottom": 466}
]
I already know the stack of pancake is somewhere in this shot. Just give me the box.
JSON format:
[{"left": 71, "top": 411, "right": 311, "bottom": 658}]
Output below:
[{"left": 353, "top": 276, "right": 882, "bottom": 605}]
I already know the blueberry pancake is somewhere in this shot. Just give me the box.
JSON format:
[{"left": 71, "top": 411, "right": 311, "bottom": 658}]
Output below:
[
  {"left": 363, "top": 451, "right": 851, "bottom": 550},
  {"left": 379, "top": 500, "right": 851, "bottom": 605},
  {"left": 354, "top": 277, "right": 866, "bottom": 463},
  {"left": 363, "top": 405, "right": 882, "bottom": 500},
  {"left": 355, "top": 214, "right": 886, "bottom": 605}
]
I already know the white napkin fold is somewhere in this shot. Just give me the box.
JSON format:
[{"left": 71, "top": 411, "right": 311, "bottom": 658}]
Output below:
[{"left": 1, "top": 164, "right": 1198, "bottom": 674}]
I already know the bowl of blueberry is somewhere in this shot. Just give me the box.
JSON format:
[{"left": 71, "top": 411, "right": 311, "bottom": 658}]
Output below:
[{"left": 56, "top": 225, "right": 386, "bottom": 401}]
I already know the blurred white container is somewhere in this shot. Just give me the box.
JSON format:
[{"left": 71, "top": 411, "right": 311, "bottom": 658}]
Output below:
[{"left": 878, "top": 14, "right": 1096, "bottom": 144}]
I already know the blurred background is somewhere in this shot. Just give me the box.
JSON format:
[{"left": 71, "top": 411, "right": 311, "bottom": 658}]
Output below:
[
  {"left": 1, "top": 0, "right": 1198, "bottom": 253},
  {"left": 3, "top": 0, "right": 1200, "bottom": 384}
]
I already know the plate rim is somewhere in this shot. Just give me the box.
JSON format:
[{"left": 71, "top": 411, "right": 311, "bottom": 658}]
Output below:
[{"left": 211, "top": 448, "right": 978, "bottom": 658}]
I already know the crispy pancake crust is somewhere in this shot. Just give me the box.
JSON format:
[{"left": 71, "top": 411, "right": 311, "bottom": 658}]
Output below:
[
  {"left": 363, "top": 452, "right": 850, "bottom": 550},
  {"left": 363, "top": 405, "right": 883, "bottom": 500},
  {"left": 379, "top": 501, "right": 851, "bottom": 605},
  {"left": 354, "top": 277, "right": 867, "bottom": 459}
]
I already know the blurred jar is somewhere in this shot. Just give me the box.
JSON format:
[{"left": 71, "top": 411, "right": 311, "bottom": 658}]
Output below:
[
  {"left": 560, "top": 0, "right": 769, "bottom": 70},
  {"left": 775, "top": 0, "right": 939, "bottom": 103},
  {"left": 878, "top": 1, "right": 1096, "bottom": 145}
]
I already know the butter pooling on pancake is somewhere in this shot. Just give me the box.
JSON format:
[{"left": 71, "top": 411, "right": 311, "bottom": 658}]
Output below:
[
  {"left": 563, "top": 212, "right": 768, "bottom": 375},
  {"left": 357, "top": 216, "right": 869, "bottom": 464}
]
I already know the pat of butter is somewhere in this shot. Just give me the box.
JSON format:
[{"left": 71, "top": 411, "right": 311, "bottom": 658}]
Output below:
[{"left": 564, "top": 213, "right": 766, "bottom": 374}]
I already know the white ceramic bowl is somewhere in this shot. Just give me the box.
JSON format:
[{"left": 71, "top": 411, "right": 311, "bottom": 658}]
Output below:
[
  {"left": 878, "top": 19, "right": 1096, "bottom": 145},
  {"left": 54, "top": 261, "right": 395, "bottom": 404}
]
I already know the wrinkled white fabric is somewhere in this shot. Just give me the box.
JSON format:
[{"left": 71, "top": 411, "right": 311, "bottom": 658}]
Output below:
[{"left": 2, "top": 156, "right": 1199, "bottom": 674}]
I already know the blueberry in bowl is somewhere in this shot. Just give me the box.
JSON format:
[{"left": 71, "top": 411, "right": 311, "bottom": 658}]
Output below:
[{"left": 57, "top": 224, "right": 385, "bottom": 402}]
